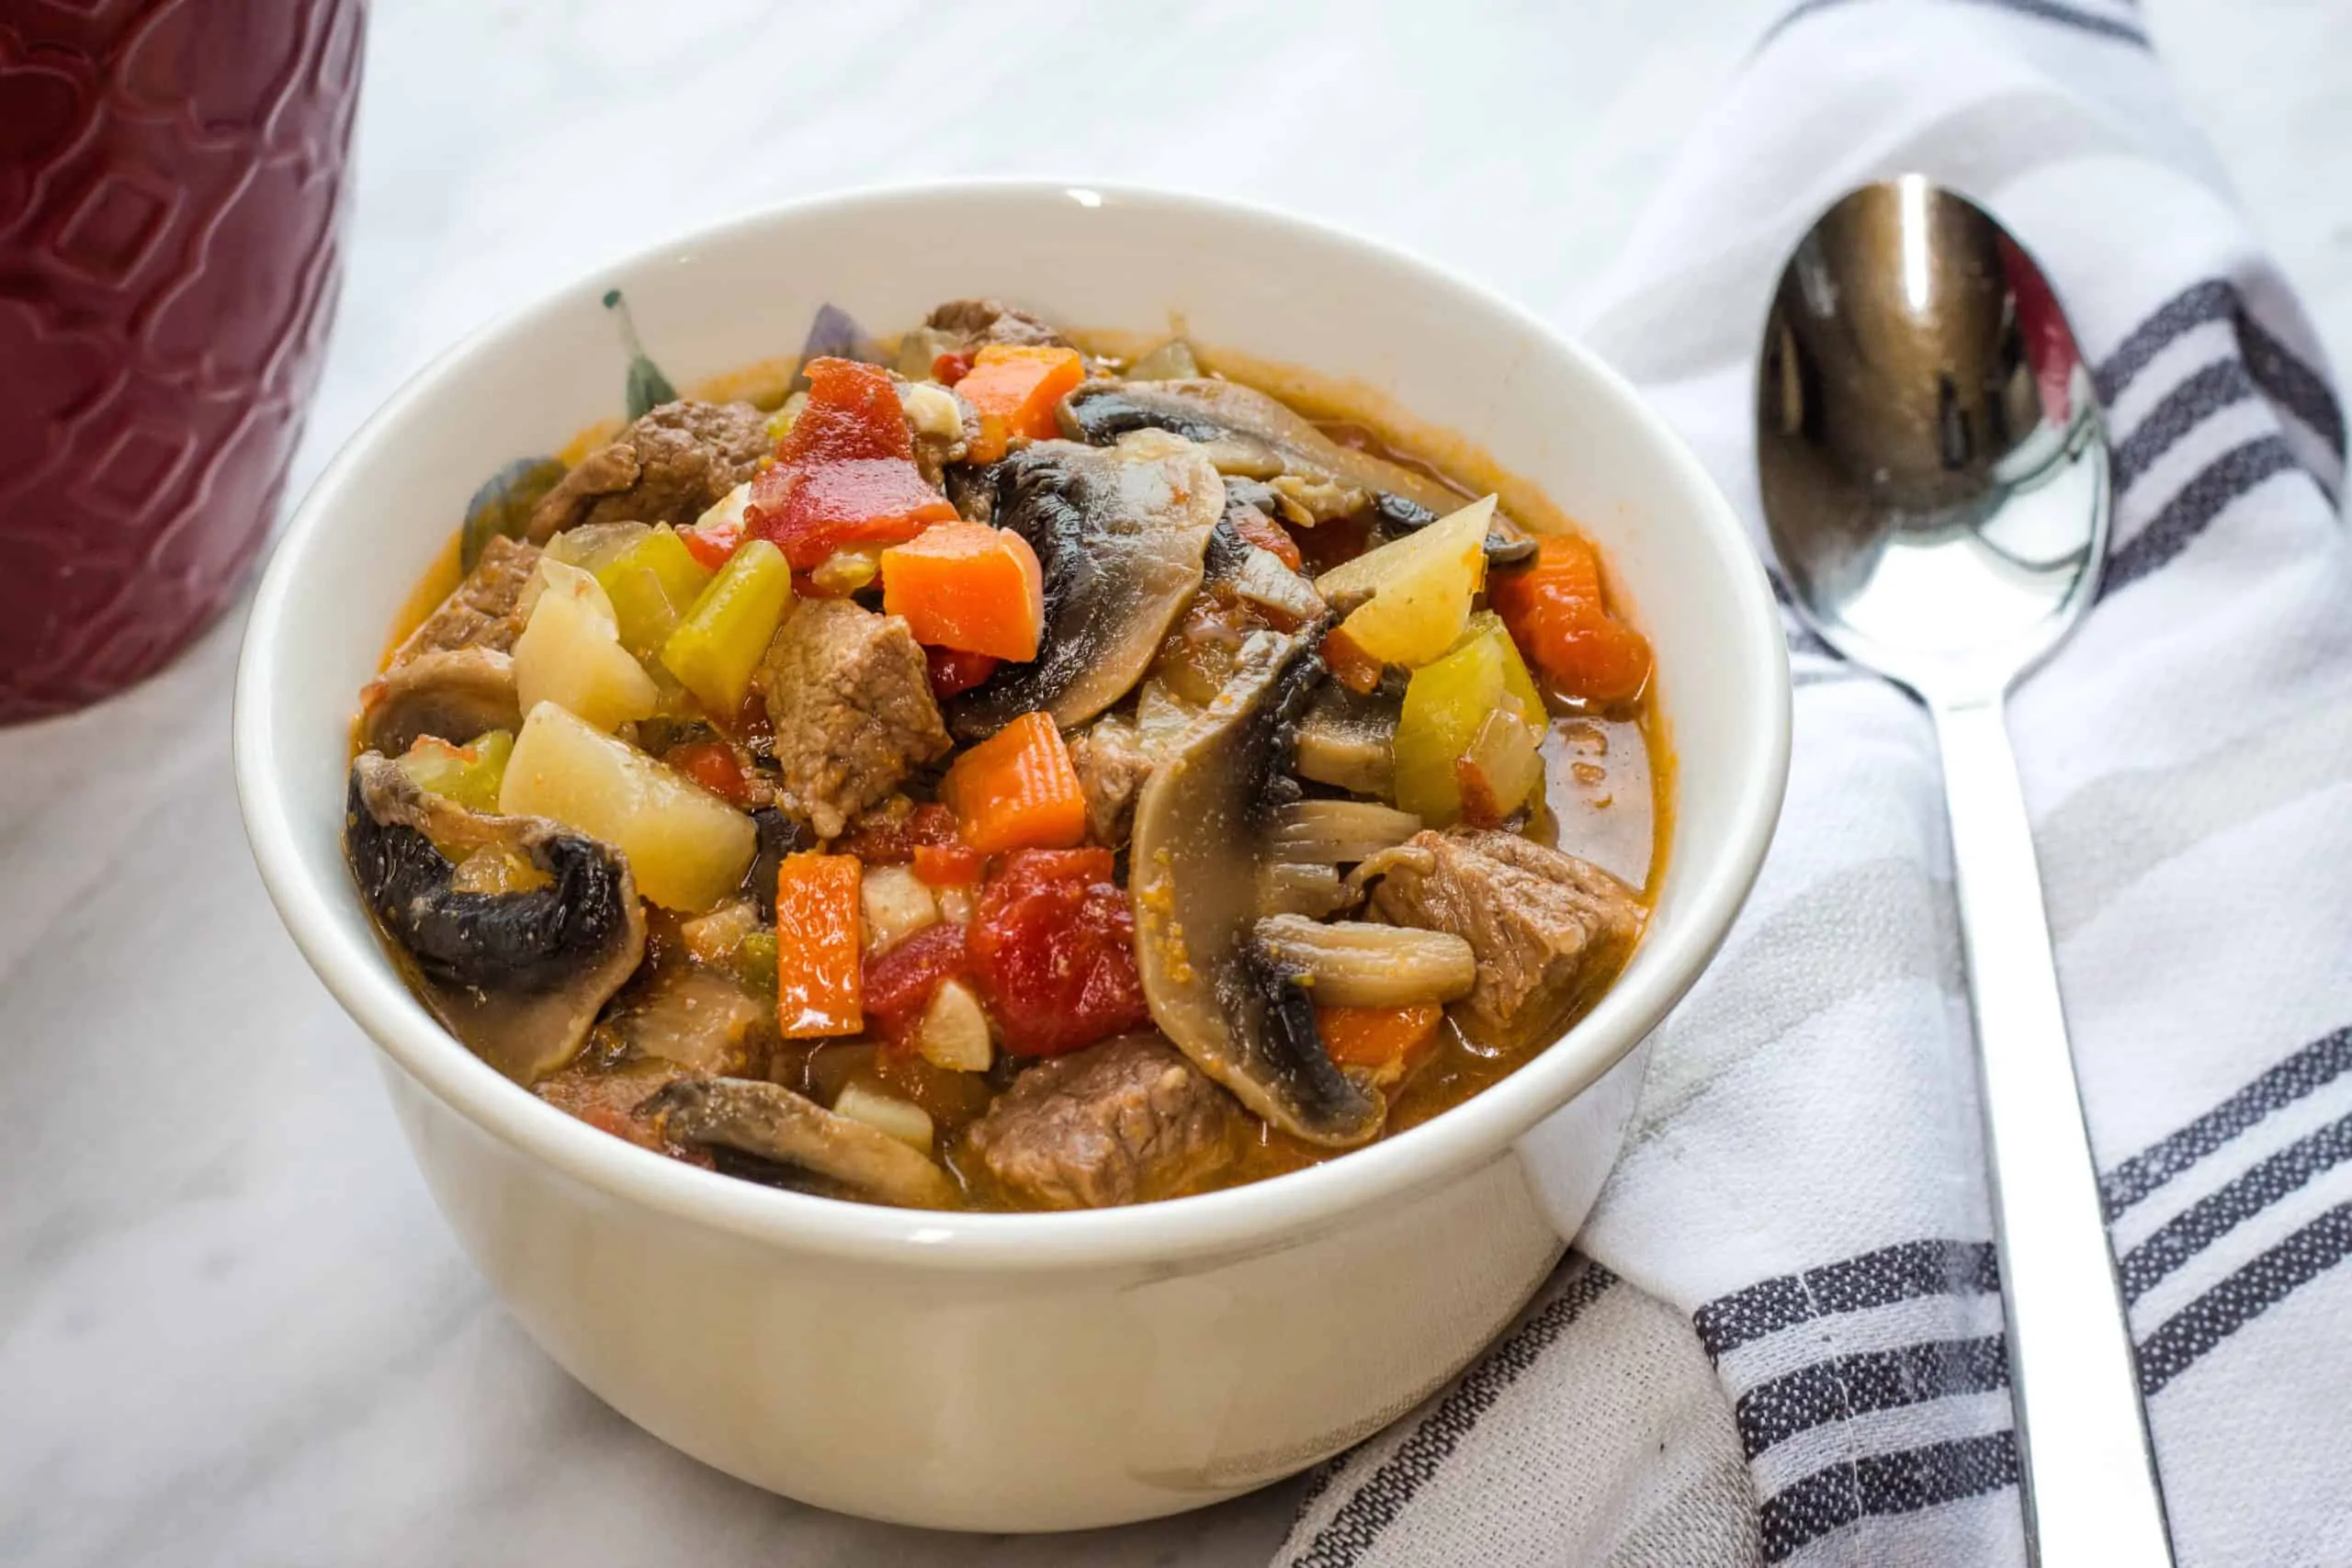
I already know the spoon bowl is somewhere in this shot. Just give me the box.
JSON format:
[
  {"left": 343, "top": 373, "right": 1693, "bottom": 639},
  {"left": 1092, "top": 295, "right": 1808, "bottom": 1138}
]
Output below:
[
  {"left": 1758, "top": 176, "right": 2109, "bottom": 699},
  {"left": 1756, "top": 176, "right": 2173, "bottom": 1565}
]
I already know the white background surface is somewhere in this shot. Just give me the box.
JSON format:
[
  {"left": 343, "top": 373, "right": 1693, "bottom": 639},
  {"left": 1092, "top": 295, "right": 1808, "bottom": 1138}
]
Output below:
[{"left": 3, "top": 3, "right": 2345, "bottom": 1563}]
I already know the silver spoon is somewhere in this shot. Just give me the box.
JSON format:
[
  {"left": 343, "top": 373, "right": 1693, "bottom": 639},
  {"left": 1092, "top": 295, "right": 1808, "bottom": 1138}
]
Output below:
[{"left": 1757, "top": 176, "right": 2172, "bottom": 1564}]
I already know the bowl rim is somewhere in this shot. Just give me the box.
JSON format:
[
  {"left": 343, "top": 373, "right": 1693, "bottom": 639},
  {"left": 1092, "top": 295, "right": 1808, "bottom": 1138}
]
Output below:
[{"left": 233, "top": 177, "right": 1790, "bottom": 1273}]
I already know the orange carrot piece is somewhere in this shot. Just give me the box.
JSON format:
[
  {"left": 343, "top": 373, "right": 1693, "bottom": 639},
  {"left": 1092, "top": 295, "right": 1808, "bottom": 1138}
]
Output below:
[
  {"left": 939, "top": 711, "right": 1088, "bottom": 855},
  {"left": 1317, "top": 1004, "right": 1444, "bottom": 1071},
  {"left": 1487, "top": 536, "right": 1652, "bottom": 705},
  {"left": 775, "top": 852, "right": 864, "bottom": 1037},
  {"left": 956, "top": 344, "right": 1086, "bottom": 462},
  {"left": 880, "top": 521, "right": 1046, "bottom": 660},
  {"left": 911, "top": 841, "right": 984, "bottom": 886}
]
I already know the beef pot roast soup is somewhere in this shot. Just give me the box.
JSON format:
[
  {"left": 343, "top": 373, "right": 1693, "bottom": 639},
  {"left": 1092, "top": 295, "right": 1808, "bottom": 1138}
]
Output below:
[{"left": 345, "top": 299, "right": 1668, "bottom": 1213}]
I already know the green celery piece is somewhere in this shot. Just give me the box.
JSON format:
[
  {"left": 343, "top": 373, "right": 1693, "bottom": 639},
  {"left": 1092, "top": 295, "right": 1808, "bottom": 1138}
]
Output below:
[
  {"left": 1465, "top": 610, "right": 1550, "bottom": 728},
  {"left": 662, "top": 539, "right": 793, "bottom": 716},
  {"left": 597, "top": 526, "right": 712, "bottom": 659},
  {"left": 395, "top": 730, "right": 514, "bottom": 817},
  {"left": 1394, "top": 632, "right": 1506, "bottom": 825}
]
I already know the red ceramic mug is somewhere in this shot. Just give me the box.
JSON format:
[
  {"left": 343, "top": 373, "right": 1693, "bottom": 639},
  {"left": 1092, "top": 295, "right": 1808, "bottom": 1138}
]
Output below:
[{"left": 0, "top": 0, "right": 363, "bottom": 723}]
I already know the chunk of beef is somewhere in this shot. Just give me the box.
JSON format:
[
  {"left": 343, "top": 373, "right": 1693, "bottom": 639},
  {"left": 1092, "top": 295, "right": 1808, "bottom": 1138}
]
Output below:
[
  {"left": 394, "top": 536, "right": 539, "bottom": 661},
  {"left": 924, "top": 299, "right": 1069, "bottom": 353},
  {"left": 1361, "top": 827, "right": 1645, "bottom": 1048},
  {"left": 526, "top": 400, "right": 771, "bottom": 542},
  {"left": 758, "top": 598, "right": 951, "bottom": 839},
  {"left": 964, "top": 1034, "right": 1240, "bottom": 1209},
  {"left": 1068, "top": 711, "right": 1154, "bottom": 845}
]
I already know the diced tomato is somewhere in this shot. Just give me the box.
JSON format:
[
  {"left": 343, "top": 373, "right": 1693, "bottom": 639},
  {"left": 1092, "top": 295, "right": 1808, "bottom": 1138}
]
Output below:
[
  {"left": 838, "top": 801, "right": 961, "bottom": 865},
  {"left": 1229, "top": 506, "right": 1304, "bottom": 571},
  {"left": 931, "top": 351, "right": 973, "bottom": 387},
  {"left": 863, "top": 922, "right": 971, "bottom": 1045},
  {"left": 679, "top": 513, "right": 742, "bottom": 570},
  {"left": 1292, "top": 512, "right": 1371, "bottom": 577},
  {"left": 1488, "top": 536, "right": 1652, "bottom": 705},
  {"left": 967, "top": 849, "right": 1149, "bottom": 1056},
  {"left": 924, "top": 644, "right": 1002, "bottom": 699},
  {"left": 745, "top": 357, "right": 958, "bottom": 570},
  {"left": 781, "top": 357, "right": 916, "bottom": 464},
  {"left": 664, "top": 739, "right": 749, "bottom": 805}
]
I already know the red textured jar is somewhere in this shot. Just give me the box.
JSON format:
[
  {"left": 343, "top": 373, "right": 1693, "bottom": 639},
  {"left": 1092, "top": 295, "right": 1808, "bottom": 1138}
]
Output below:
[{"left": 0, "top": 0, "right": 363, "bottom": 723}]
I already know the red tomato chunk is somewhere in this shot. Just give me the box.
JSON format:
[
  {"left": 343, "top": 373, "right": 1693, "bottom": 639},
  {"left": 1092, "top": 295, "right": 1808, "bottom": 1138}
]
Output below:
[
  {"left": 924, "top": 645, "right": 1001, "bottom": 699},
  {"left": 967, "top": 848, "right": 1149, "bottom": 1057},
  {"left": 864, "top": 922, "right": 971, "bottom": 1045},
  {"left": 663, "top": 739, "right": 749, "bottom": 805},
  {"left": 747, "top": 357, "right": 957, "bottom": 570}
]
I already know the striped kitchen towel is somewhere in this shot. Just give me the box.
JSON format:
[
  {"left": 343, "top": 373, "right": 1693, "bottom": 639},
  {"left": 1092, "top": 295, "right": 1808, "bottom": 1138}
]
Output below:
[{"left": 1276, "top": 2, "right": 2352, "bottom": 1564}]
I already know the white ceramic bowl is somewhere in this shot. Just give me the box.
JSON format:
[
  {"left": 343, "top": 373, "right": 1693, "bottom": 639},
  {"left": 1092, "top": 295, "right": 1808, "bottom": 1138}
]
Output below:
[{"left": 234, "top": 183, "right": 1789, "bottom": 1531}]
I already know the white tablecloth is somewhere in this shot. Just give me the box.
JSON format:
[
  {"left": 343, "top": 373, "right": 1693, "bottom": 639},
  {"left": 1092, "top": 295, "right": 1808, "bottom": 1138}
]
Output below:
[{"left": 4, "top": 4, "right": 2344, "bottom": 1563}]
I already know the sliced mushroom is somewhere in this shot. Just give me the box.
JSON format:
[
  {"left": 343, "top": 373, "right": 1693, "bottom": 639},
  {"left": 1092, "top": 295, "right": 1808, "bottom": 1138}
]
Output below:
[
  {"left": 1060, "top": 378, "right": 1464, "bottom": 518},
  {"left": 1129, "top": 629, "right": 1385, "bottom": 1145},
  {"left": 637, "top": 1077, "right": 960, "bottom": 1209},
  {"left": 346, "top": 752, "right": 645, "bottom": 1083},
  {"left": 946, "top": 434, "right": 1224, "bottom": 739},
  {"left": 358, "top": 647, "right": 521, "bottom": 757},
  {"left": 1201, "top": 511, "right": 1328, "bottom": 631},
  {"left": 1295, "top": 680, "right": 1400, "bottom": 797},
  {"left": 594, "top": 968, "right": 769, "bottom": 1076}
]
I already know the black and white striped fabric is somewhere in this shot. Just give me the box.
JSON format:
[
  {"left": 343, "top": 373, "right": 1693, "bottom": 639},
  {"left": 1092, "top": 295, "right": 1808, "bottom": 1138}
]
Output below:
[{"left": 1277, "top": 2, "right": 2351, "bottom": 1562}]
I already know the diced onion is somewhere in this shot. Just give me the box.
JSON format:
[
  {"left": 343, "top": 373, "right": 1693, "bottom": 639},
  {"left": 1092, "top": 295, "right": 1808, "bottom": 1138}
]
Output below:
[
  {"left": 862, "top": 864, "right": 940, "bottom": 953},
  {"left": 916, "top": 978, "right": 994, "bottom": 1073},
  {"left": 898, "top": 380, "right": 965, "bottom": 441},
  {"left": 1457, "top": 708, "right": 1544, "bottom": 826}
]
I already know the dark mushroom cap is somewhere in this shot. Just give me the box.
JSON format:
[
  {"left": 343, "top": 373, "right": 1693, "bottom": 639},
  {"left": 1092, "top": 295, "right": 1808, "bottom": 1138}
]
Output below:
[
  {"left": 1128, "top": 628, "right": 1385, "bottom": 1146},
  {"left": 346, "top": 752, "right": 645, "bottom": 1083},
  {"left": 1062, "top": 379, "right": 1537, "bottom": 563},
  {"left": 947, "top": 434, "right": 1224, "bottom": 740},
  {"left": 1059, "top": 378, "right": 1464, "bottom": 517}
]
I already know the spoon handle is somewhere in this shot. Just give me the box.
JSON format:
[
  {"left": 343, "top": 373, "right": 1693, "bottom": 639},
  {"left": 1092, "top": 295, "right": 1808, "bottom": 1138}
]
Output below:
[{"left": 1931, "top": 694, "right": 2174, "bottom": 1564}]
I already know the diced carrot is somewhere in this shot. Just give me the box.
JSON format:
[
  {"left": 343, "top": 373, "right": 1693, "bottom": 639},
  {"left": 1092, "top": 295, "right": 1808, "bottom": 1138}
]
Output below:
[
  {"left": 1487, "top": 536, "right": 1652, "bottom": 705},
  {"left": 1317, "top": 1004, "right": 1444, "bottom": 1072},
  {"left": 880, "top": 521, "right": 1045, "bottom": 661},
  {"left": 924, "top": 645, "right": 1001, "bottom": 699},
  {"left": 956, "top": 344, "right": 1086, "bottom": 462},
  {"left": 939, "top": 711, "right": 1088, "bottom": 855},
  {"left": 1321, "top": 623, "right": 1385, "bottom": 694},
  {"left": 775, "top": 852, "right": 864, "bottom": 1037},
  {"left": 912, "top": 841, "right": 984, "bottom": 886},
  {"left": 1229, "top": 507, "right": 1304, "bottom": 571}
]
